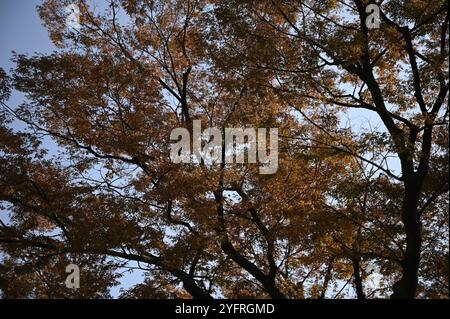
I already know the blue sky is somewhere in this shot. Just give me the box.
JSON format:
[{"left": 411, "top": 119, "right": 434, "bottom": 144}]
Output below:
[{"left": 0, "top": 0, "right": 53, "bottom": 71}]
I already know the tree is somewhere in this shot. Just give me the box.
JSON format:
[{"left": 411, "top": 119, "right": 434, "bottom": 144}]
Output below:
[
  {"left": 0, "top": 0, "right": 448, "bottom": 299},
  {"left": 207, "top": 0, "right": 448, "bottom": 298}
]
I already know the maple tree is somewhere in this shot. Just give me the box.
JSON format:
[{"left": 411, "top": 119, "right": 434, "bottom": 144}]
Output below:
[{"left": 0, "top": 0, "right": 448, "bottom": 299}]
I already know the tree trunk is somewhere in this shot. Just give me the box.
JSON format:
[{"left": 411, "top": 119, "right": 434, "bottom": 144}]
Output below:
[
  {"left": 352, "top": 257, "right": 365, "bottom": 300},
  {"left": 170, "top": 269, "right": 213, "bottom": 299},
  {"left": 320, "top": 257, "right": 334, "bottom": 299},
  {"left": 391, "top": 182, "right": 422, "bottom": 299}
]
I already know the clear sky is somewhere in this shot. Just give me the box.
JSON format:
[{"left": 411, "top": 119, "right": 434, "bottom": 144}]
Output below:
[
  {"left": 0, "top": 0, "right": 54, "bottom": 70},
  {"left": 0, "top": 0, "right": 144, "bottom": 298}
]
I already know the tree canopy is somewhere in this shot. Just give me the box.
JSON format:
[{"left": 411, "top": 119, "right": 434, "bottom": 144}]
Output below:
[{"left": 0, "top": 0, "right": 448, "bottom": 299}]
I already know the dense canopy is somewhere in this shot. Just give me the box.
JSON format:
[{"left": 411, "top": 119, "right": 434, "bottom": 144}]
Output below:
[{"left": 0, "top": 0, "right": 448, "bottom": 299}]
